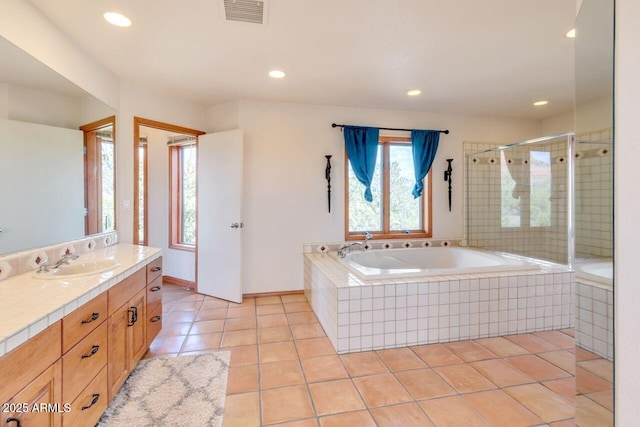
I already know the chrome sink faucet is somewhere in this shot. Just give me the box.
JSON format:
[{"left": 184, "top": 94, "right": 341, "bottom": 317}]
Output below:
[
  {"left": 36, "top": 260, "right": 50, "bottom": 273},
  {"left": 52, "top": 253, "right": 79, "bottom": 269}
]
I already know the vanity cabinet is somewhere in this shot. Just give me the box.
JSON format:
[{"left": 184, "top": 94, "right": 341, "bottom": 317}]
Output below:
[
  {"left": 0, "top": 323, "right": 62, "bottom": 427},
  {"left": 0, "top": 254, "right": 163, "bottom": 426},
  {"left": 107, "top": 269, "right": 146, "bottom": 401}
]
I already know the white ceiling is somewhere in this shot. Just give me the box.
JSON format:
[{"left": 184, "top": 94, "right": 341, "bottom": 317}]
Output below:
[{"left": 28, "top": 0, "right": 577, "bottom": 120}]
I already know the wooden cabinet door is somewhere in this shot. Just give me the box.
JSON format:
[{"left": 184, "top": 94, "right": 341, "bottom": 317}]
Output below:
[
  {"left": 107, "top": 304, "right": 129, "bottom": 401},
  {"left": 1, "top": 361, "right": 62, "bottom": 427},
  {"left": 107, "top": 289, "right": 147, "bottom": 401},
  {"left": 129, "top": 289, "right": 147, "bottom": 367}
]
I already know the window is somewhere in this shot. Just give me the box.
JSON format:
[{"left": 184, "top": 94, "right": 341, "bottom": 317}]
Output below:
[
  {"left": 81, "top": 117, "right": 116, "bottom": 236},
  {"left": 170, "top": 144, "right": 197, "bottom": 250},
  {"left": 346, "top": 136, "right": 431, "bottom": 240},
  {"left": 100, "top": 138, "right": 115, "bottom": 231},
  {"left": 529, "top": 151, "right": 551, "bottom": 227},
  {"left": 501, "top": 151, "right": 521, "bottom": 227},
  {"left": 500, "top": 149, "right": 551, "bottom": 228},
  {"left": 137, "top": 142, "right": 147, "bottom": 245}
]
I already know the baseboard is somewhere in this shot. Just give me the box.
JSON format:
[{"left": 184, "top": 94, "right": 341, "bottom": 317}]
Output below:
[
  {"left": 243, "top": 290, "right": 305, "bottom": 298},
  {"left": 163, "top": 275, "right": 196, "bottom": 290},
  {"left": 162, "top": 278, "right": 302, "bottom": 298}
]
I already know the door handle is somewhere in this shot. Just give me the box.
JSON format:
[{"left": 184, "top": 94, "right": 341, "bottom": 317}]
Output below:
[{"left": 230, "top": 222, "right": 244, "bottom": 229}]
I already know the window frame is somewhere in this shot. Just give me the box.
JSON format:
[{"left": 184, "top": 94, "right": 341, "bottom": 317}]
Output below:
[
  {"left": 169, "top": 144, "right": 197, "bottom": 251},
  {"left": 345, "top": 136, "right": 432, "bottom": 241},
  {"left": 137, "top": 142, "right": 148, "bottom": 245}
]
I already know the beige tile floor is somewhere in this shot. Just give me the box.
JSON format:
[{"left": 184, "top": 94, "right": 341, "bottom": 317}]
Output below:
[{"left": 145, "top": 284, "right": 614, "bottom": 427}]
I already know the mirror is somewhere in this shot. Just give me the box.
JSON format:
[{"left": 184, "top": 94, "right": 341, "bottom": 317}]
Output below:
[
  {"left": 574, "top": 0, "right": 614, "bottom": 425},
  {"left": 0, "top": 36, "right": 116, "bottom": 256}
]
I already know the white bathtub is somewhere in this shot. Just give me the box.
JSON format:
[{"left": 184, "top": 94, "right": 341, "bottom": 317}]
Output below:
[
  {"left": 576, "top": 259, "right": 613, "bottom": 287},
  {"left": 331, "top": 247, "right": 541, "bottom": 279}
]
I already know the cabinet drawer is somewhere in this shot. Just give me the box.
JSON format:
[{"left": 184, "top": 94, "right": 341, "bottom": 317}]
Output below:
[
  {"left": 147, "top": 276, "right": 163, "bottom": 312},
  {"left": 146, "top": 303, "right": 163, "bottom": 348},
  {"left": 108, "top": 268, "right": 145, "bottom": 315},
  {"left": 0, "top": 322, "right": 61, "bottom": 405},
  {"left": 62, "top": 322, "right": 107, "bottom": 403},
  {"left": 146, "top": 257, "right": 163, "bottom": 284},
  {"left": 62, "top": 366, "right": 108, "bottom": 427},
  {"left": 62, "top": 292, "right": 107, "bottom": 353}
]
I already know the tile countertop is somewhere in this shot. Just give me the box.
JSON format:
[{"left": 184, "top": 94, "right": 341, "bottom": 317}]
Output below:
[{"left": 0, "top": 244, "right": 162, "bottom": 358}]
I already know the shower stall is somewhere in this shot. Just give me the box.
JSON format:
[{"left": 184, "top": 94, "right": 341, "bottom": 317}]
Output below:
[
  {"left": 465, "top": 131, "right": 613, "bottom": 361},
  {"left": 465, "top": 134, "right": 575, "bottom": 266}
]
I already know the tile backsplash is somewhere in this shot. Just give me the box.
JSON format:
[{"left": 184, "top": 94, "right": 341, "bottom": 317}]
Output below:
[{"left": 0, "top": 231, "right": 119, "bottom": 281}]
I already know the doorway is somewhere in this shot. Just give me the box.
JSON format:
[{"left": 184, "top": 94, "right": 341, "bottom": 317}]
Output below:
[{"left": 133, "top": 117, "right": 205, "bottom": 288}]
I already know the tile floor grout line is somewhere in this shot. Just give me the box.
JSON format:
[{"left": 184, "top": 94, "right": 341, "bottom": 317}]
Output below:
[
  {"left": 154, "top": 284, "right": 601, "bottom": 426},
  {"left": 286, "top": 305, "right": 321, "bottom": 425}
]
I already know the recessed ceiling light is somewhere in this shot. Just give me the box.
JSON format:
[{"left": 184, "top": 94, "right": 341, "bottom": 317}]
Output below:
[
  {"left": 104, "top": 12, "right": 132, "bottom": 27},
  {"left": 565, "top": 28, "right": 576, "bottom": 38},
  {"left": 268, "top": 70, "right": 286, "bottom": 79},
  {"left": 533, "top": 100, "right": 549, "bottom": 106},
  {"left": 407, "top": 89, "right": 422, "bottom": 96}
]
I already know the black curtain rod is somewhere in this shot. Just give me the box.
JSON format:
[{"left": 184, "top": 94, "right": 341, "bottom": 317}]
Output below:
[{"left": 331, "top": 123, "right": 449, "bottom": 135}]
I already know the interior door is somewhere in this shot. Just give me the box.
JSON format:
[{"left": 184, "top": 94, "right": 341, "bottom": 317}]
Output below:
[{"left": 197, "top": 129, "right": 243, "bottom": 303}]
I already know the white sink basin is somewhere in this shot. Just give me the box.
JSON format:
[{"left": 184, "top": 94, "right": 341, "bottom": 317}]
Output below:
[{"left": 34, "top": 259, "right": 120, "bottom": 279}]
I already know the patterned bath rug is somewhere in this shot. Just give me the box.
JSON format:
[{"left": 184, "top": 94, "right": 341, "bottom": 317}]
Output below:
[{"left": 98, "top": 351, "right": 230, "bottom": 427}]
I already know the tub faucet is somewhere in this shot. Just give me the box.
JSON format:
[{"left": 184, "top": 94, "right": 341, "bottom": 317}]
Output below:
[{"left": 338, "top": 242, "right": 364, "bottom": 258}]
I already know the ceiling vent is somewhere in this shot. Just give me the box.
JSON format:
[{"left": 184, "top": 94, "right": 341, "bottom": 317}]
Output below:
[{"left": 222, "top": 0, "right": 266, "bottom": 25}]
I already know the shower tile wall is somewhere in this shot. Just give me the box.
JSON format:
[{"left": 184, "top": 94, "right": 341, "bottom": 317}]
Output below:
[
  {"left": 575, "top": 129, "right": 613, "bottom": 258},
  {"left": 464, "top": 139, "right": 569, "bottom": 264}
]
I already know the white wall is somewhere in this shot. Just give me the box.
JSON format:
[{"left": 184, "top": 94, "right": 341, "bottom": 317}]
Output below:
[
  {"left": 78, "top": 95, "right": 116, "bottom": 126},
  {"left": 614, "top": 0, "right": 640, "bottom": 423},
  {"left": 6, "top": 85, "right": 79, "bottom": 128},
  {"left": 540, "top": 98, "right": 614, "bottom": 138},
  {"left": 116, "top": 82, "right": 208, "bottom": 247},
  {"left": 0, "top": 84, "right": 114, "bottom": 129},
  {"left": 0, "top": 119, "right": 84, "bottom": 254},
  {"left": 207, "top": 100, "right": 542, "bottom": 293},
  {"left": 143, "top": 126, "right": 196, "bottom": 282},
  {"left": 541, "top": 110, "right": 574, "bottom": 135},
  {"left": 575, "top": 96, "right": 613, "bottom": 134}
]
